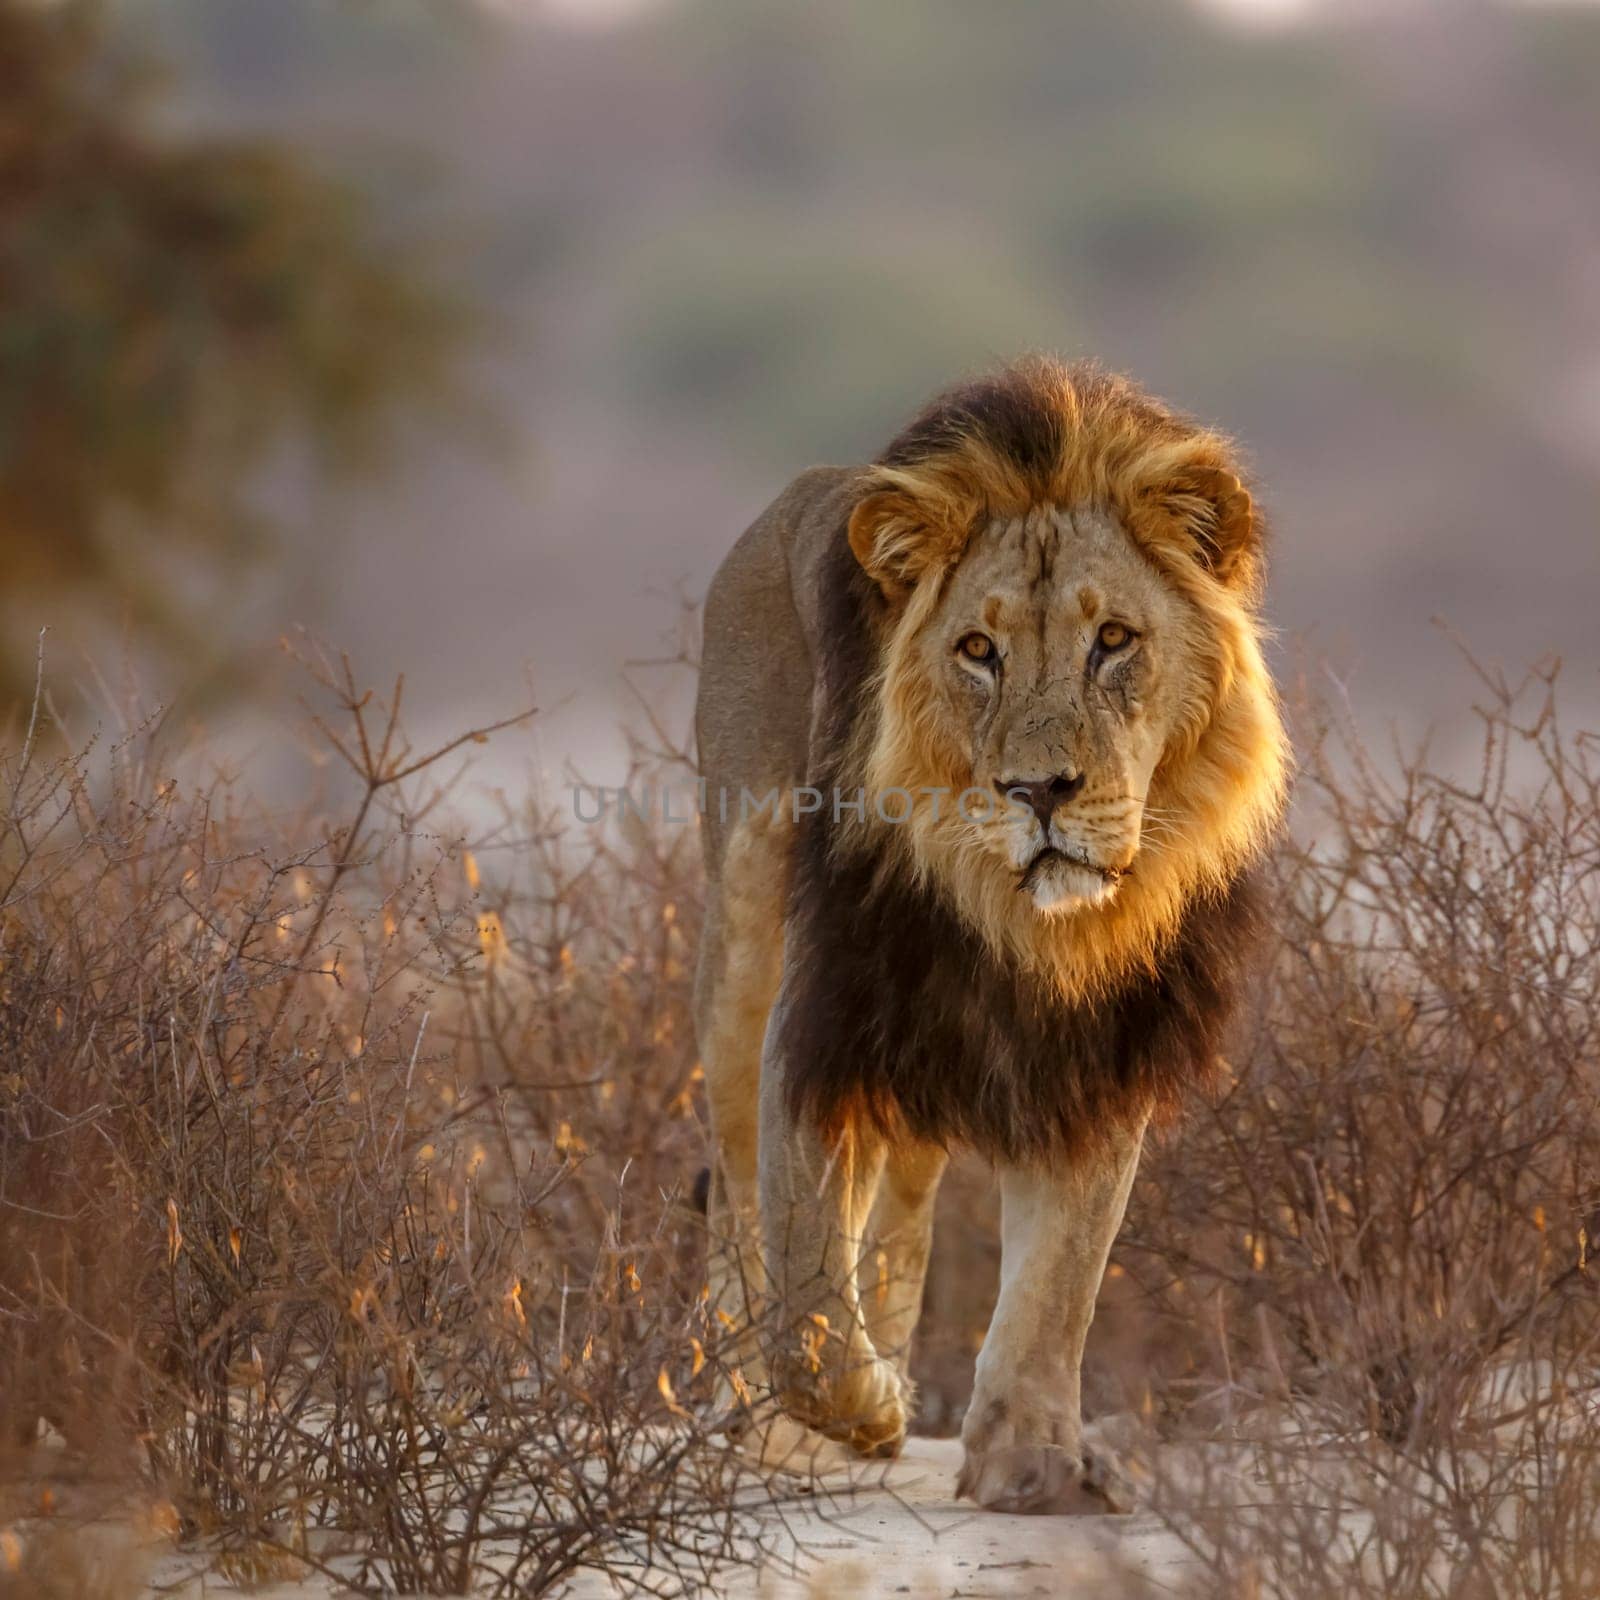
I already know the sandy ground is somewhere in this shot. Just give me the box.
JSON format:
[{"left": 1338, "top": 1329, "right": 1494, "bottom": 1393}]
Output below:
[
  {"left": 647, "top": 1435, "right": 1190, "bottom": 1599},
  {"left": 139, "top": 1435, "right": 1190, "bottom": 1599}
]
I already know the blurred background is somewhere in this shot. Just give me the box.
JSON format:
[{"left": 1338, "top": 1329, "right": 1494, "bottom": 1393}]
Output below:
[{"left": 4, "top": 0, "right": 1598, "bottom": 789}]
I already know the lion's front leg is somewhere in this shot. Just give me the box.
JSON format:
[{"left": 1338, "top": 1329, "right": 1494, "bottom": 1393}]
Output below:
[
  {"left": 958, "top": 1119, "right": 1146, "bottom": 1514},
  {"left": 757, "top": 1017, "right": 907, "bottom": 1459}
]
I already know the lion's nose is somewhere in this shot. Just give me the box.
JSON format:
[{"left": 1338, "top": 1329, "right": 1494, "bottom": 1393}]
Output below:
[{"left": 995, "top": 772, "right": 1086, "bottom": 831}]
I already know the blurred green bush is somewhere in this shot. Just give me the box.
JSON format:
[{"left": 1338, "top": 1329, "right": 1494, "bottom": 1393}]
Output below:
[{"left": 0, "top": 0, "right": 475, "bottom": 704}]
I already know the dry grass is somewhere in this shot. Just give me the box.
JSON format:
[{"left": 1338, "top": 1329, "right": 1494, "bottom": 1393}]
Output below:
[
  {"left": 0, "top": 636, "right": 771, "bottom": 1595},
  {"left": 1113, "top": 659, "right": 1600, "bottom": 1597}
]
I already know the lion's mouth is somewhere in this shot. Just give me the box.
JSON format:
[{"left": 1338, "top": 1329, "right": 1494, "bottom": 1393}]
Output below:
[{"left": 1016, "top": 847, "right": 1127, "bottom": 898}]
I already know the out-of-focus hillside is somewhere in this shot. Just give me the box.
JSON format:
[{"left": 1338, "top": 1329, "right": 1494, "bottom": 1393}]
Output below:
[{"left": 53, "top": 0, "right": 1600, "bottom": 776}]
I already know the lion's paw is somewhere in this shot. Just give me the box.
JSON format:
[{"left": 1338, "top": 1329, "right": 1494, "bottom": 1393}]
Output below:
[
  {"left": 776, "top": 1350, "right": 907, "bottom": 1460},
  {"left": 956, "top": 1441, "right": 1133, "bottom": 1516}
]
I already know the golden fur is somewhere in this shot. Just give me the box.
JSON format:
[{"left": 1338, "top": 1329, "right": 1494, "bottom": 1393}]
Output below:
[{"left": 843, "top": 358, "right": 1289, "bottom": 1001}]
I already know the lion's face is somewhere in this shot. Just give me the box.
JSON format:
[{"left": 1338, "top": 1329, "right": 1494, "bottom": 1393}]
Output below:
[{"left": 909, "top": 505, "right": 1206, "bottom": 914}]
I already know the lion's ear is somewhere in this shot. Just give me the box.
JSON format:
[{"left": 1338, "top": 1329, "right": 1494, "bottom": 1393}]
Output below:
[
  {"left": 847, "top": 488, "right": 966, "bottom": 600},
  {"left": 1148, "top": 465, "right": 1259, "bottom": 588}
]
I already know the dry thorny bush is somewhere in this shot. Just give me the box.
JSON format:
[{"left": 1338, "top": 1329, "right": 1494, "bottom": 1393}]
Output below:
[
  {"left": 0, "top": 636, "right": 794, "bottom": 1596},
  {"left": 1111, "top": 659, "right": 1600, "bottom": 1598},
  {"left": 4, "top": 635, "right": 1600, "bottom": 1598}
]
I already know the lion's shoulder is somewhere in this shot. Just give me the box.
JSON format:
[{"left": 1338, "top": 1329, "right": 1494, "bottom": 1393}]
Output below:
[{"left": 697, "top": 465, "right": 872, "bottom": 866}]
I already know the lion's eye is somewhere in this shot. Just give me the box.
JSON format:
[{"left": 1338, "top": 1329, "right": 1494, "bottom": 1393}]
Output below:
[
  {"left": 958, "top": 632, "right": 997, "bottom": 663},
  {"left": 1097, "top": 621, "right": 1133, "bottom": 652}
]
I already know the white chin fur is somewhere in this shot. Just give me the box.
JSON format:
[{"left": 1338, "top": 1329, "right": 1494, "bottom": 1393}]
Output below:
[{"left": 1029, "top": 858, "right": 1120, "bottom": 915}]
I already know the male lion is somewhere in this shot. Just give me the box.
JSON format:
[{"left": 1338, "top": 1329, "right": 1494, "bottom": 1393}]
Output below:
[{"left": 693, "top": 356, "right": 1288, "bottom": 1514}]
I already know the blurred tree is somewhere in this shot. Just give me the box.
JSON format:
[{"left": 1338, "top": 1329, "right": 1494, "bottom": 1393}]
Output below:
[{"left": 0, "top": 0, "right": 475, "bottom": 706}]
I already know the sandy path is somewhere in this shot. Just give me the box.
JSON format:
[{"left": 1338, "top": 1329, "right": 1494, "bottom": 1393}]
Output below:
[{"left": 662, "top": 1435, "right": 1190, "bottom": 1598}]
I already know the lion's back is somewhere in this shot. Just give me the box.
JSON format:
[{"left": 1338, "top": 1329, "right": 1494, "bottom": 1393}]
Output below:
[{"left": 696, "top": 465, "right": 861, "bottom": 878}]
